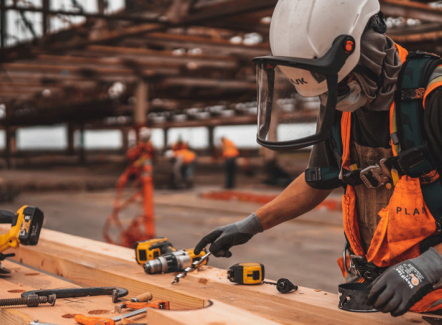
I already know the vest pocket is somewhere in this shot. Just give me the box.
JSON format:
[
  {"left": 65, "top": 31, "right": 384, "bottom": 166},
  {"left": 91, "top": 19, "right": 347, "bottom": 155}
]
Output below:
[{"left": 366, "top": 176, "right": 436, "bottom": 267}]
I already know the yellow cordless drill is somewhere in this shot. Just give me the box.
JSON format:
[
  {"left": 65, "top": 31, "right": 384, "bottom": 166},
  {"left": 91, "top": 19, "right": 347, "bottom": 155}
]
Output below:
[
  {"left": 134, "top": 237, "right": 175, "bottom": 265},
  {"left": 143, "top": 249, "right": 207, "bottom": 274},
  {"left": 0, "top": 206, "right": 44, "bottom": 274}
]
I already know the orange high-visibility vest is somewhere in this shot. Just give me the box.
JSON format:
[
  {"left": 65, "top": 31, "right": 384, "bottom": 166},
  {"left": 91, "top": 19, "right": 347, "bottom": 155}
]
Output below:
[
  {"left": 338, "top": 44, "right": 442, "bottom": 313},
  {"left": 175, "top": 149, "right": 196, "bottom": 164},
  {"left": 127, "top": 142, "right": 154, "bottom": 161},
  {"left": 222, "top": 139, "right": 239, "bottom": 158}
]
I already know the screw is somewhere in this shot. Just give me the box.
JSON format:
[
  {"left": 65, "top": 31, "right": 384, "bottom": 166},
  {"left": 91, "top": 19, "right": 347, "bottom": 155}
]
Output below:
[{"left": 0, "top": 294, "right": 56, "bottom": 307}]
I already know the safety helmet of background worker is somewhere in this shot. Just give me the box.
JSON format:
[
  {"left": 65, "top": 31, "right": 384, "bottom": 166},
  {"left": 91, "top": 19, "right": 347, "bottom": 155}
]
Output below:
[
  {"left": 139, "top": 127, "right": 152, "bottom": 142},
  {"left": 254, "top": 0, "right": 385, "bottom": 151}
]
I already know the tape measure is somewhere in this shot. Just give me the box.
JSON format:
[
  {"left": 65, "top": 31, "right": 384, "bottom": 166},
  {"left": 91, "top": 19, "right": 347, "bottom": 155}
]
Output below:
[
  {"left": 227, "top": 263, "right": 298, "bottom": 294},
  {"left": 227, "top": 263, "right": 264, "bottom": 285}
]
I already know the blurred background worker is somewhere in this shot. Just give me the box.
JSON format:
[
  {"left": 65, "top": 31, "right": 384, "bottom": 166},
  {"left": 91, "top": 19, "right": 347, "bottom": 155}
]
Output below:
[
  {"left": 126, "top": 128, "right": 155, "bottom": 165},
  {"left": 165, "top": 147, "right": 196, "bottom": 189},
  {"left": 171, "top": 137, "right": 188, "bottom": 151},
  {"left": 221, "top": 136, "right": 239, "bottom": 189},
  {"left": 118, "top": 128, "right": 155, "bottom": 188}
]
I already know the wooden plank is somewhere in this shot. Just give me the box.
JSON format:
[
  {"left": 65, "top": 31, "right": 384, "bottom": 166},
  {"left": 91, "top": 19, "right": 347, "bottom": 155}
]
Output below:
[
  {"left": 380, "top": 0, "right": 442, "bottom": 24},
  {"left": 0, "top": 227, "right": 429, "bottom": 325},
  {"left": 126, "top": 31, "right": 270, "bottom": 56},
  {"left": 148, "top": 300, "right": 283, "bottom": 325},
  {"left": 181, "top": 0, "right": 278, "bottom": 24},
  {"left": 0, "top": 229, "right": 206, "bottom": 311},
  {"left": 0, "top": 260, "right": 148, "bottom": 325},
  {"left": 161, "top": 77, "right": 255, "bottom": 89},
  {"left": 390, "top": 30, "right": 442, "bottom": 43},
  {"left": 0, "top": 260, "right": 279, "bottom": 325}
]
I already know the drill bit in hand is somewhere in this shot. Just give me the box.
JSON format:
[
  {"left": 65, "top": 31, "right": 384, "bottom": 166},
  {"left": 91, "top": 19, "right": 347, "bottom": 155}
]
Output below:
[{"left": 172, "top": 252, "right": 211, "bottom": 284}]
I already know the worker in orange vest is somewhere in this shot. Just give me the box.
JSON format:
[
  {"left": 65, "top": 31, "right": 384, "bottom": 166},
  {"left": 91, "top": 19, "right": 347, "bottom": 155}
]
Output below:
[
  {"left": 165, "top": 147, "right": 196, "bottom": 189},
  {"left": 195, "top": 0, "right": 442, "bottom": 317},
  {"left": 221, "top": 137, "right": 239, "bottom": 189},
  {"left": 171, "top": 137, "right": 188, "bottom": 151}
]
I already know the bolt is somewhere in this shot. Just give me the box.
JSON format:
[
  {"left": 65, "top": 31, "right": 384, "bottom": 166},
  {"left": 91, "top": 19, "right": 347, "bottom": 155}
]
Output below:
[{"left": 0, "top": 294, "right": 56, "bottom": 307}]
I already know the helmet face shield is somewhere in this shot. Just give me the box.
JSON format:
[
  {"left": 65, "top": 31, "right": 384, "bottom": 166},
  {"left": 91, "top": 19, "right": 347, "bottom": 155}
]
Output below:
[
  {"left": 253, "top": 35, "right": 355, "bottom": 151},
  {"left": 256, "top": 64, "right": 322, "bottom": 144}
]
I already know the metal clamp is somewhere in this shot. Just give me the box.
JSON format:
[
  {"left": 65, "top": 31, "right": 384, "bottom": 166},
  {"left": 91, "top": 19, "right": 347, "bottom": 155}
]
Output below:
[
  {"left": 360, "top": 165, "right": 390, "bottom": 189},
  {"left": 343, "top": 242, "right": 363, "bottom": 276}
]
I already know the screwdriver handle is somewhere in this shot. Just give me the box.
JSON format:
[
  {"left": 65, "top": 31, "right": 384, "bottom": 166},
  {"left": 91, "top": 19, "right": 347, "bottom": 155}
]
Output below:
[
  {"left": 74, "top": 314, "right": 115, "bottom": 325},
  {"left": 131, "top": 292, "right": 153, "bottom": 302}
]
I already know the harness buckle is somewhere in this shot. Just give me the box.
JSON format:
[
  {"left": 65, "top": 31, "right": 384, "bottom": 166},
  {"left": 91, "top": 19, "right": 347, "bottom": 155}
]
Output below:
[
  {"left": 343, "top": 242, "right": 358, "bottom": 276},
  {"left": 360, "top": 165, "right": 390, "bottom": 189}
]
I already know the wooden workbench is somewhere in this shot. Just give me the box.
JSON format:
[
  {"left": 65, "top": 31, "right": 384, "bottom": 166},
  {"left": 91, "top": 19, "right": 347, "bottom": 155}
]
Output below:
[{"left": 0, "top": 228, "right": 438, "bottom": 325}]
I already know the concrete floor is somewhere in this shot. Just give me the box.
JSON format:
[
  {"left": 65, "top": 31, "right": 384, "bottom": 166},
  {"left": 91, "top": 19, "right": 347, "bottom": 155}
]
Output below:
[{"left": 0, "top": 185, "right": 345, "bottom": 293}]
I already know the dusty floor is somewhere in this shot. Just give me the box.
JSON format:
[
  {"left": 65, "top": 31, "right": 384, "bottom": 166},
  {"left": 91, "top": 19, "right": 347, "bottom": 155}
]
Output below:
[{"left": 0, "top": 184, "right": 345, "bottom": 294}]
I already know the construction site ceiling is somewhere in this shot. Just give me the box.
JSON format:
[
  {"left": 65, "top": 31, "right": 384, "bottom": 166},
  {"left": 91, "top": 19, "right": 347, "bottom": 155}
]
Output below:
[{"left": 0, "top": 0, "right": 442, "bottom": 128}]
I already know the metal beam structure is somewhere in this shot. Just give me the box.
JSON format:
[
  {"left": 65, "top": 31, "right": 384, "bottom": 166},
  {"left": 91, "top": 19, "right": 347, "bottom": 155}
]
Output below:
[{"left": 0, "top": 0, "right": 441, "bottom": 132}]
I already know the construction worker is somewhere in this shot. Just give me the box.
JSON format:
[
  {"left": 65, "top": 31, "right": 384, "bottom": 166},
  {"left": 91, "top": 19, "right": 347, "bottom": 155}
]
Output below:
[
  {"left": 221, "top": 136, "right": 239, "bottom": 189},
  {"left": 165, "top": 147, "right": 196, "bottom": 189},
  {"left": 117, "top": 128, "right": 154, "bottom": 188},
  {"left": 171, "top": 137, "right": 188, "bottom": 151},
  {"left": 195, "top": 0, "right": 442, "bottom": 317}
]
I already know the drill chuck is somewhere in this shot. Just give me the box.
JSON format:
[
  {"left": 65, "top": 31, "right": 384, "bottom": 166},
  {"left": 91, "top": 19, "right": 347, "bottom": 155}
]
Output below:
[{"left": 144, "top": 250, "right": 192, "bottom": 274}]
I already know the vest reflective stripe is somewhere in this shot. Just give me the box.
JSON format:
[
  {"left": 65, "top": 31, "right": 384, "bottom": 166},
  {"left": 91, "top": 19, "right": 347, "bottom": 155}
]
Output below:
[
  {"left": 389, "top": 102, "right": 399, "bottom": 156},
  {"left": 340, "top": 112, "right": 352, "bottom": 171},
  {"left": 423, "top": 78, "right": 442, "bottom": 108}
]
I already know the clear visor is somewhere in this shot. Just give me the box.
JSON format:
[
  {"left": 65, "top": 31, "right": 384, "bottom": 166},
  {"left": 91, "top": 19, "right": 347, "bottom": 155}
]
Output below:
[{"left": 256, "top": 64, "right": 324, "bottom": 144}]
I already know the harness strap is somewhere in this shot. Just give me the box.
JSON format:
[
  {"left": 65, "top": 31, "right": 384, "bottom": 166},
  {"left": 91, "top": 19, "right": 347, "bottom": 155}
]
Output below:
[{"left": 394, "top": 51, "right": 442, "bottom": 221}]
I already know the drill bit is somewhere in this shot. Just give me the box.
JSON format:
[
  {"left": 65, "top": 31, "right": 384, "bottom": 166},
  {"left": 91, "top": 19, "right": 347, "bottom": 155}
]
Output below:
[{"left": 172, "top": 252, "right": 211, "bottom": 284}]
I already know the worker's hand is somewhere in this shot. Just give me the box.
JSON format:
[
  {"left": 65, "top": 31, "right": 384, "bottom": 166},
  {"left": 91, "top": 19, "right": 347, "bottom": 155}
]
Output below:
[
  {"left": 194, "top": 213, "right": 263, "bottom": 258},
  {"left": 366, "top": 248, "right": 442, "bottom": 317}
]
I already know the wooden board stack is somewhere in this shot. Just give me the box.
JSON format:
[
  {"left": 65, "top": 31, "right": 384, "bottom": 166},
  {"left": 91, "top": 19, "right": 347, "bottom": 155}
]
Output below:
[{"left": 0, "top": 227, "right": 438, "bottom": 324}]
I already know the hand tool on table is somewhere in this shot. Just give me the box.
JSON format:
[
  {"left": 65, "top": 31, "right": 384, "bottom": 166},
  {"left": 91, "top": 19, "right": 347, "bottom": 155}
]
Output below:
[
  {"left": 172, "top": 251, "right": 211, "bottom": 284},
  {"left": 0, "top": 294, "right": 56, "bottom": 307},
  {"left": 423, "top": 316, "right": 442, "bottom": 325},
  {"left": 144, "top": 248, "right": 207, "bottom": 275},
  {"left": 115, "top": 299, "right": 170, "bottom": 313},
  {"left": 22, "top": 287, "right": 128, "bottom": 303},
  {"left": 30, "top": 320, "right": 59, "bottom": 325},
  {"left": 227, "top": 263, "right": 298, "bottom": 294},
  {"left": 0, "top": 206, "right": 44, "bottom": 274},
  {"left": 75, "top": 306, "right": 150, "bottom": 325},
  {"left": 114, "top": 292, "right": 153, "bottom": 312},
  {"left": 135, "top": 237, "right": 175, "bottom": 265}
]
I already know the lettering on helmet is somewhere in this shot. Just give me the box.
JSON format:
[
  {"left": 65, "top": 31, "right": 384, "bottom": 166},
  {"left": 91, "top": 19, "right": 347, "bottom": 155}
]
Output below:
[{"left": 290, "top": 78, "right": 308, "bottom": 85}]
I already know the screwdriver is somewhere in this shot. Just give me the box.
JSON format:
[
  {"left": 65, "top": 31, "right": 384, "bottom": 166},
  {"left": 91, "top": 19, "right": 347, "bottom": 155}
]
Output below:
[
  {"left": 172, "top": 251, "right": 211, "bottom": 284},
  {"left": 115, "top": 292, "right": 153, "bottom": 313},
  {"left": 75, "top": 307, "right": 148, "bottom": 325}
]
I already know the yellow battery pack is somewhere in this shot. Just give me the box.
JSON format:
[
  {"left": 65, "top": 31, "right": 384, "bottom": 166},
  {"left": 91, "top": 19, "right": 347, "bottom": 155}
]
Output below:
[{"left": 135, "top": 237, "right": 175, "bottom": 265}]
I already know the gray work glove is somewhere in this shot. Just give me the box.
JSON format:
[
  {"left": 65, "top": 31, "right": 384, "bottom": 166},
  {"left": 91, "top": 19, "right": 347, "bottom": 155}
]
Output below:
[
  {"left": 194, "top": 213, "right": 263, "bottom": 257},
  {"left": 366, "top": 248, "right": 442, "bottom": 317}
]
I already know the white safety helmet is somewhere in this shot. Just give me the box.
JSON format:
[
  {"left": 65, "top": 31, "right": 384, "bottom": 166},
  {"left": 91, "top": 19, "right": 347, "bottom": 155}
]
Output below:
[
  {"left": 164, "top": 150, "right": 175, "bottom": 159},
  {"left": 253, "top": 0, "right": 383, "bottom": 151},
  {"left": 139, "top": 127, "right": 152, "bottom": 142},
  {"left": 270, "top": 0, "right": 380, "bottom": 97}
]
